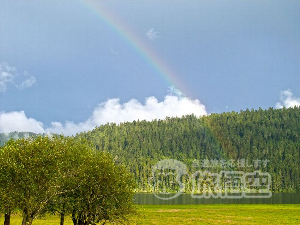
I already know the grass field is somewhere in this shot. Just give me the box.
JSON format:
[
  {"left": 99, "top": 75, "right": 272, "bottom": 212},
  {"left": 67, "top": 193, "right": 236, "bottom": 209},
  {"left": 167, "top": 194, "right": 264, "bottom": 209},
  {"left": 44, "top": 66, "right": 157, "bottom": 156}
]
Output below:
[{"left": 1, "top": 205, "right": 300, "bottom": 225}]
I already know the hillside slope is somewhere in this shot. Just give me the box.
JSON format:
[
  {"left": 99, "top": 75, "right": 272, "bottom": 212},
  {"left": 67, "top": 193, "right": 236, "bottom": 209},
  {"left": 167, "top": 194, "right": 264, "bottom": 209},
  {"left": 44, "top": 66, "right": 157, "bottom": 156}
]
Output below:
[
  {"left": 77, "top": 107, "right": 300, "bottom": 192},
  {"left": 1, "top": 107, "right": 299, "bottom": 192}
]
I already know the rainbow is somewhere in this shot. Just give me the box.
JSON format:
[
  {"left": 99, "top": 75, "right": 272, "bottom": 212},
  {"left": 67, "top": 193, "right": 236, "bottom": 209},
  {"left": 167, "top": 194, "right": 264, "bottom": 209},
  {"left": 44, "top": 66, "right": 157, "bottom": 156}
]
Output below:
[{"left": 80, "top": 0, "right": 191, "bottom": 97}]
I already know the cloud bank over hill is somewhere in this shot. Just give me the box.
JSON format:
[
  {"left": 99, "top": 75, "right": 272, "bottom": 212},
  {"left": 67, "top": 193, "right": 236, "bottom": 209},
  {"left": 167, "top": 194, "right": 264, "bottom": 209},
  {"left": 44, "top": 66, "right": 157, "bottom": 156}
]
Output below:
[
  {"left": 0, "top": 95, "right": 207, "bottom": 135},
  {"left": 0, "top": 111, "right": 44, "bottom": 134},
  {"left": 1, "top": 90, "right": 299, "bottom": 136}
]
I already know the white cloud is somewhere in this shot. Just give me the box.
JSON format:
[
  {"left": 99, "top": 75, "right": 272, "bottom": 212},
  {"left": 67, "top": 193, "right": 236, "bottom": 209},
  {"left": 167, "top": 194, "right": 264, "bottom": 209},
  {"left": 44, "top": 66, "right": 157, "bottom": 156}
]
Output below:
[
  {"left": 146, "top": 28, "right": 159, "bottom": 41},
  {"left": 276, "top": 89, "right": 300, "bottom": 109},
  {"left": 0, "top": 62, "right": 36, "bottom": 92},
  {"left": 0, "top": 111, "right": 45, "bottom": 133},
  {"left": 0, "top": 95, "right": 207, "bottom": 136},
  {"left": 47, "top": 95, "right": 207, "bottom": 135},
  {"left": 0, "top": 62, "right": 16, "bottom": 93},
  {"left": 17, "top": 76, "right": 36, "bottom": 90}
]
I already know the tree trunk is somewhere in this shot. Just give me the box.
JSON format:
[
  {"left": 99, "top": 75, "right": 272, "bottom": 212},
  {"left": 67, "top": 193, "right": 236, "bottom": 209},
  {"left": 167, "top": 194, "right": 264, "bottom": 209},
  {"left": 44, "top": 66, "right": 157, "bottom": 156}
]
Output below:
[
  {"left": 4, "top": 212, "right": 10, "bottom": 225},
  {"left": 60, "top": 211, "right": 65, "bottom": 225},
  {"left": 72, "top": 210, "right": 78, "bottom": 225},
  {"left": 21, "top": 217, "right": 28, "bottom": 225},
  {"left": 21, "top": 208, "right": 34, "bottom": 225},
  {"left": 21, "top": 208, "right": 29, "bottom": 225}
]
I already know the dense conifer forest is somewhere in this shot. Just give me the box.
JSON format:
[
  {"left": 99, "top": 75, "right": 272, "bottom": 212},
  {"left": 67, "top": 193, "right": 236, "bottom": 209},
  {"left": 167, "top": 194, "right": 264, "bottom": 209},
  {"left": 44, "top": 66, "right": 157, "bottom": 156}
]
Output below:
[
  {"left": 1, "top": 106, "right": 300, "bottom": 192},
  {"left": 77, "top": 106, "right": 300, "bottom": 193}
]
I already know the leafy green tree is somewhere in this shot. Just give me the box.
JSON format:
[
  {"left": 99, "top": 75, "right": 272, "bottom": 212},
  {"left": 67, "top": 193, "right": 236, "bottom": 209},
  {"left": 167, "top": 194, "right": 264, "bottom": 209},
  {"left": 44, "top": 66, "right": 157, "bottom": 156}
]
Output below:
[
  {"left": 47, "top": 139, "right": 136, "bottom": 225},
  {"left": 0, "top": 136, "right": 91, "bottom": 225},
  {"left": 69, "top": 150, "right": 136, "bottom": 225},
  {"left": 0, "top": 135, "right": 136, "bottom": 225},
  {"left": 0, "top": 136, "right": 70, "bottom": 224},
  {"left": 45, "top": 137, "right": 94, "bottom": 225}
]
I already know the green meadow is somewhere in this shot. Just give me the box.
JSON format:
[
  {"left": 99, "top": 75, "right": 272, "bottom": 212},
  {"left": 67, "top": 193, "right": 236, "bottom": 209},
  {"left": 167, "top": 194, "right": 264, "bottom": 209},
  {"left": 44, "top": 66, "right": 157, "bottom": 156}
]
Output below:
[{"left": 2, "top": 204, "right": 300, "bottom": 225}]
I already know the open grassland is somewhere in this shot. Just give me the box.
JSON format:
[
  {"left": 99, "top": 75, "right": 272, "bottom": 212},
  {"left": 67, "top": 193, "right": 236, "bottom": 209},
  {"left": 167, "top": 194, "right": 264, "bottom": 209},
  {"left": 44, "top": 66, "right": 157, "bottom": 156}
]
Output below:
[
  {"left": 1, "top": 204, "right": 300, "bottom": 225},
  {"left": 132, "top": 204, "right": 300, "bottom": 225}
]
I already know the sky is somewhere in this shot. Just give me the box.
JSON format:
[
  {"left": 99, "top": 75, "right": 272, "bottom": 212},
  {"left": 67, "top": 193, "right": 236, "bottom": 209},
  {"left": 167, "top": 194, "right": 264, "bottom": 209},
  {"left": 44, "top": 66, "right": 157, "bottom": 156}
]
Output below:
[{"left": 0, "top": 0, "right": 300, "bottom": 135}]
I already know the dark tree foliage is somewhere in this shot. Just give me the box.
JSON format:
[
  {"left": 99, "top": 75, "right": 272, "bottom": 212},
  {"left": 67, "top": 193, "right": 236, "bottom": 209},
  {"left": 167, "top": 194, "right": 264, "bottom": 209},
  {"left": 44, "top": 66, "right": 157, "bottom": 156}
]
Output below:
[
  {"left": 77, "top": 115, "right": 226, "bottom": 192},
  {"left": 205, "top": 106, "right": 300, "bottom": 192},
  {"left": 77, "top": 107, "right": 300, "bottom": 193}
]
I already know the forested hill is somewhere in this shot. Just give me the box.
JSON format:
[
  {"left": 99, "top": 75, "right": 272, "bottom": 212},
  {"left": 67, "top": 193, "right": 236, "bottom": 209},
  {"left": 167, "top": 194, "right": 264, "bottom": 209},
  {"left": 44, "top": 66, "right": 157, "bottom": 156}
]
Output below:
[
  {"left": 77, "top": 106, "right": 300, "bottom": 192},
  {"left": 1, "top": 107, "right": 300, "bottom": 192}
]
